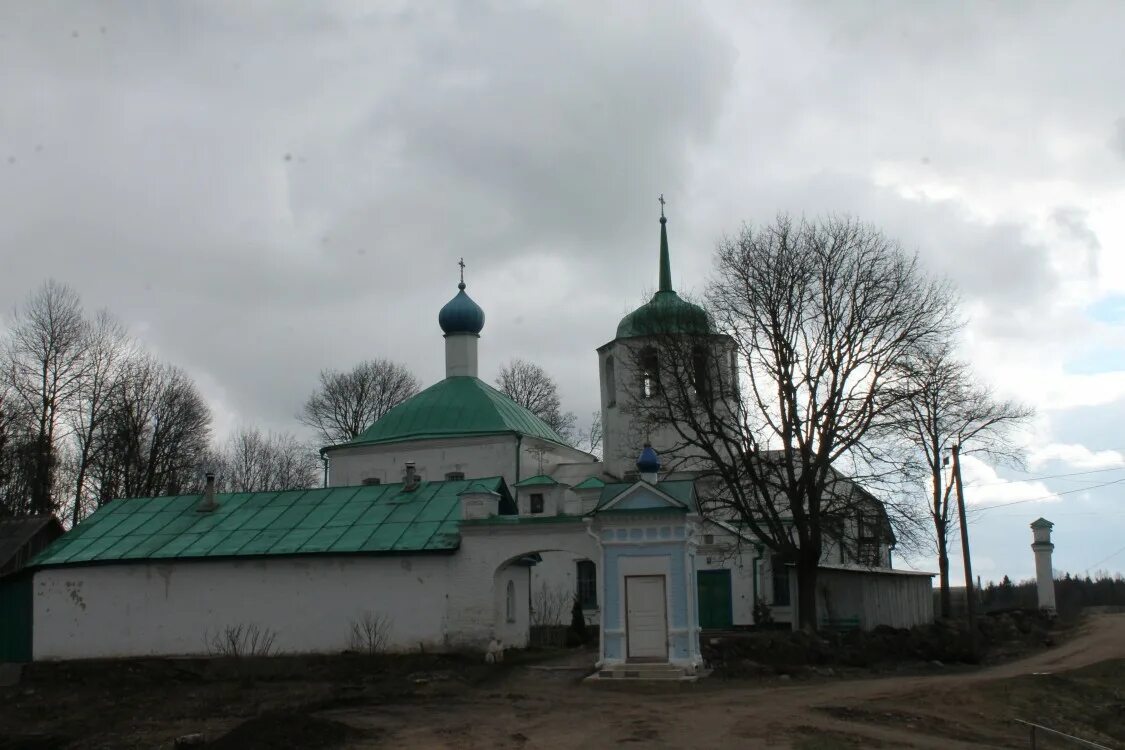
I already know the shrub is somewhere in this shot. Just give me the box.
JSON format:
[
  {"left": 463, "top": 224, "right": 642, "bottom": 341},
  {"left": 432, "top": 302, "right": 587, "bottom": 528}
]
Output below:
[
  {"left": 205, "top": 624, "right": 278, "bottom": 658},
  {"left": 753, "top": 596, "right": 775, "bottom": 625},
  {"left": 349, "top": 611, "right": 393, "bottom": 655},
  {"left": 567, "top": 596, "right": 588, "bottom": 646}
]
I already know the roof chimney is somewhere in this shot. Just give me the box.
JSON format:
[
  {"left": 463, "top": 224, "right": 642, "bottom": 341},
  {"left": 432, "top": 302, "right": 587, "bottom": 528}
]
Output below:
[
  {"left": 196, "top": 472, "right": 218, "bottom": 513},
  {"left": 403, "top": 461, "right": 420, "bottom": 492}
]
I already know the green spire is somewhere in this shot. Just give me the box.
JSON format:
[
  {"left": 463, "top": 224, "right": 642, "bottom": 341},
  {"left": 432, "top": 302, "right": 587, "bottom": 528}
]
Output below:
[{"left": 658, "top": 194, "right": 672, "bottom": 292}]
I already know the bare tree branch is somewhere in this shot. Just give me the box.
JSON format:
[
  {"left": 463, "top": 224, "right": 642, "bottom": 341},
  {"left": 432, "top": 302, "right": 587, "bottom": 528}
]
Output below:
[
  {"left": 494, "top": 358, "right": 577, "bottom": 443},
  {"left": 300, "top": 359, "right": 419, "bottom": 444},
  {"left": 626, "top": 215, "right": 957, "bottom": 631},
  {"left": 888, "top": 342, "right": 1034, "bottom": 617}
]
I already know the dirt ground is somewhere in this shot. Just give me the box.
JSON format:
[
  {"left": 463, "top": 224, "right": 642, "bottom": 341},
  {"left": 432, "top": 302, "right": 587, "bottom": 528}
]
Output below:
[{"left": 3, "top": 613, "right": 1123, "bottom": 749}]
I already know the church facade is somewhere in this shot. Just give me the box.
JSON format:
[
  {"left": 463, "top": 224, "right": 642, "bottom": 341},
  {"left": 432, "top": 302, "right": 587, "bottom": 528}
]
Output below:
[{"left": 24, "top": 210, "right": 931, "bottom": 669}]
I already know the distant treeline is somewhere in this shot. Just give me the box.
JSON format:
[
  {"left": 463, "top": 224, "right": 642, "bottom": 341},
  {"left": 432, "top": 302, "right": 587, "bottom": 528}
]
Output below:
[{"left": 981, "top": 572, "right": 1125, "bottom": 616}]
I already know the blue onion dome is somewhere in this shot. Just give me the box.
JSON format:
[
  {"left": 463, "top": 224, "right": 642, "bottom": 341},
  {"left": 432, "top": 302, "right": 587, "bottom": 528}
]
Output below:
[
  {"left": 636, "top": 443, "right": 661, "bottom": 474},
  {"left": 438, "top": 281, "right": 485, "bottom": 335}
]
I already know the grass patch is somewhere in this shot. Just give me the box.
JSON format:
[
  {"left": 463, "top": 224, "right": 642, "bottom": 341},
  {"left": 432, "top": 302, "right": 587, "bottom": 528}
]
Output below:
[{"left": 986, "top": 658, "right": 1125, "bottom": 746}]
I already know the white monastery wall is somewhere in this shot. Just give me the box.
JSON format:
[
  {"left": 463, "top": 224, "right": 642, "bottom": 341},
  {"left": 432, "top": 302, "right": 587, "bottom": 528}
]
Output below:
[
  {"left": 529, "top": 551, "right": 600, "bottom": 625},
  {"left": 493, "top": 564, "right": 530, "bottom": 648},
  {"left": 695, "top": 530, "right": 760, "bottom": 626},
  {"left": 33, "top": 556, "right": 453, "bottom": 659},
  {"left": 329, "top": 435, "right": 594, "bottom": 490},
  {"left": 597, "top": 341, "right": 734, "bottom": 480},
  {"left": 449, "top": 523, "right": 597, "bottom": 648},
  {"left": 328, "top": 436, "right": 517, "bottom": 487}
]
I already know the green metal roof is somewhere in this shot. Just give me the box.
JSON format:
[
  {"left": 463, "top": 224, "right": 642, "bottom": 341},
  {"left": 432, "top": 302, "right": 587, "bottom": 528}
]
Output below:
[
  {"left": 29, "top": 477, "right": 512, "bottom": 569},
  {"left": 513, "top": 474, "right": 558, "bottom": 487},
  {"left": 616, "top": 291, "right": 711, "bottom": 339},
  {"left": 571, "top": 476, "right": 606, "bottom": 490},
  {"left": 330, "top": 376, "right": 569, "bottom": 450},
  {"left": 616, "top": 212, "right": 712, "bottom": 339}
]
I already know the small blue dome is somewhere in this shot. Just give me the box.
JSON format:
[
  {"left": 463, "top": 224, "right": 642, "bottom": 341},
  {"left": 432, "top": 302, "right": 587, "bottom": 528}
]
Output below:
[
  {"left": 438, "top": 283, "right": 485, "bottom": 335},
  {"left": 636, "top": 443, "right": 661, "bottom": 474}
]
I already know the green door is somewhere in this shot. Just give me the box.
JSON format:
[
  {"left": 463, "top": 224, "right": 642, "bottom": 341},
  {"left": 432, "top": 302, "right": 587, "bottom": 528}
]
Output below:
[
  {"left": 697, "top": 569, "right": 733, "bottom": 629},
  {"left": 0, "top": 576, "right": 33, "bottom": 663}
]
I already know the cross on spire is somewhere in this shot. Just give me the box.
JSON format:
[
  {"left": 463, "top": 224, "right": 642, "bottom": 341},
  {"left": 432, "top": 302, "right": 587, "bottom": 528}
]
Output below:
[
  {"left": 658, "top": 194, "right": 672, "bottom": 292},
  {"left": 458, "top": 257, "right": 466, "bottom": 288}
]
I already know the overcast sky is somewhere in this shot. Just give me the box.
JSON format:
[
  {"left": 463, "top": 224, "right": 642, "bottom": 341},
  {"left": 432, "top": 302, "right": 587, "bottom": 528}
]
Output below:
[{"left": 2, "top": 1, "right": 1123, "bottom": 582}]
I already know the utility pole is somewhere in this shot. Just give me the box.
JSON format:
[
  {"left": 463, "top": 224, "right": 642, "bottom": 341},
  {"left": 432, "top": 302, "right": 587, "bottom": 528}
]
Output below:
[{"left": 951, "top": 442, "right": 975, "bottom": 624}]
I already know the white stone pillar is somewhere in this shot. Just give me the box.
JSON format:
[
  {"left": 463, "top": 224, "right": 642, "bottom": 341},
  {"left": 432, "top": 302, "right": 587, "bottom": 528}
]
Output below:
[
  {"left": 1030, "top": 518, "right": 1056, "bottom": 612},
  {"left": 444, "top": 333, "right": 479, "bottom": 378}
]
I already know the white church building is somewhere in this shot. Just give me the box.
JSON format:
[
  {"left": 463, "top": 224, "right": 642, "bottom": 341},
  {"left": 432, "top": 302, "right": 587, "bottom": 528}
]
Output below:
[{"left": 24, "top": 210, "right": 932, "bottom": 670}]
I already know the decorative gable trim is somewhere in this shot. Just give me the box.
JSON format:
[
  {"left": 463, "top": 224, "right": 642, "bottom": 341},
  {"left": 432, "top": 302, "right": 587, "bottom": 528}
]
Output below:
[{"left": 598, "top": 480, "right": 689, "bottom": 512}]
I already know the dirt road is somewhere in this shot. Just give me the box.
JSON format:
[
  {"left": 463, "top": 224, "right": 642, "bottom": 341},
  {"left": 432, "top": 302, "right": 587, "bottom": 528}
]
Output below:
[{"left": 327, "top": 613, "right": 1125, "bottom": 749}]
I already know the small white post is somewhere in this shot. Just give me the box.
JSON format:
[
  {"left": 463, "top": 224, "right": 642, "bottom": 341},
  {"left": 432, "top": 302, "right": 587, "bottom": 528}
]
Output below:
[{"left": 1030, "top": 518, "right": 1056, "bottom": 613}]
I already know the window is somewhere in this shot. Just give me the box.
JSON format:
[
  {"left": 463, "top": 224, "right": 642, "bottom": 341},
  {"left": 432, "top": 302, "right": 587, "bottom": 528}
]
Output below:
[
  {"left": 857, "top": 514, "right": 880, "bottom": 566},
  {"left": 529, "top": 493, "right": 544, "bottom": 514},
  {"left": 605, "top": 356, "right": 616, "bottom": 407},
  {"left": 640, "top": 347, "right": 659, "bottom": 399},
  {"left": 362, "top": 477, "right": 381, "bottom": 486},
  {"left": 771, "top": 555, "right": 791, "bottom": 606},
  {"left": 576, "top": 560, "right": 597, "bottom": 609},
  {"left": 506, "top": 580, "right": 516, "bottom": 623},
  {"left": 692, "top": 346, "right": 711, "bottom": 401},
  {"left": 444, "top": 471, "right": 465, "bottom": 481}
]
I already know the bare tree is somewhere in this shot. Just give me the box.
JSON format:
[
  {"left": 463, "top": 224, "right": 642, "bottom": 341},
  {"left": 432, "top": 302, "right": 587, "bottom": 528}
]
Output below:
[
  {"left": 494, "top": 359, "right": 576, "bottom": 442},
  {"left": 577, "top": 410, "right": 603, "bottom": 458},
  {"left": 65, "top": 311, "right": 132, "bottom": 525},
  {"left": 300, "top": 359, "right": 419, "bottom": 444},
  {"left": 892, "top": 343, "right": 1033, "bottom": 618},
  {"left": 215, "top": 426, "right": 319, "bottom": 493},
  {"left": 628, "top": 215, "right": 956, "bottom": 631},
  {"left": 92, "top": 355, "right": 212, "bottom": 501},
  {"left": 3, "top": 281, "right": 90, "bottom": 516},
  {"left": 0, "top": 384, "right": 33, "bottom": 515}
]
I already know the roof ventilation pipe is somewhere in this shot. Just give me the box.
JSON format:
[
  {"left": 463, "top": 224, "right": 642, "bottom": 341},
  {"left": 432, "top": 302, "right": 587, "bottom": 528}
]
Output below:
[
  {"left": 196, "top": 472, "right": 219, "bottom": 513},
  {"left": 403, "top": 461, "right": 420, "bottom": 492}
]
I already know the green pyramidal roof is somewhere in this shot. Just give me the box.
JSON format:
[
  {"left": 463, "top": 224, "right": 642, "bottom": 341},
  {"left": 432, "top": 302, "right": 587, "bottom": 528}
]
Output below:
[
  {"left": 616, "top": 211, "right": 712, "bottom": 339},
  {"left": 332, "top": 376, "right": 568, "bottom": 450},
  {"left": 29, "top": 477, "right": 513, "bottom": 568}
]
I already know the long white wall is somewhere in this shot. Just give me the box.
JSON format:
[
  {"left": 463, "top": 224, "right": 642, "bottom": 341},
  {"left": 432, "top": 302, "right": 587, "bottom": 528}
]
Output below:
[
  {"left": 328, "top": 435, "right": 596, "bottom": 490},
  {"left": 327, "top": 435, "right": 518, "bottom": 487},
  {"left": 33, "top": 556, "right": 454, "bottom": 660}
]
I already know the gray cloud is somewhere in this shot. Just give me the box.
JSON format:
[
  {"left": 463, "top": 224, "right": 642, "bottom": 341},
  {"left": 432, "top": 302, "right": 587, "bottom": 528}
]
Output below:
[
  {"left": 1052, "top": 206, "right": 1100, "bottom": 276},
  {"left": 1113, "top": 117, "right": 1125, "bottom": 160},
  {"left": 2, "top": 2, "right": 1124, "bottom": 575}
]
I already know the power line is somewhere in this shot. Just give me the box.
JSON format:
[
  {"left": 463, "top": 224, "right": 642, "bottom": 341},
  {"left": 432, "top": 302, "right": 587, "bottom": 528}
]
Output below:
[
  {"left": 1086, "top": 543, "right": 1125, "bottom": 572},
  {"left": 968, "top": 477, "right": 1125, "bottom": 515},
  {"left": 964, "top": 465, "right": 1125, "bottom": 489}
]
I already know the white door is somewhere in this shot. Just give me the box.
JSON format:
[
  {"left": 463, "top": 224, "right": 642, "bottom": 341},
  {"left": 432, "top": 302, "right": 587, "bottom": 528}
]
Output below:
[{"left": 625, "top": 575, "right": 668, "bottom": 661}]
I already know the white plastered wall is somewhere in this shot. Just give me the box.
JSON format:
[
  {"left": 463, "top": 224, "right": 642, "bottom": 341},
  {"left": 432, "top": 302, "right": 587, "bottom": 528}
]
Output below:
[
  {"left": 327, "top": 435, "right": 518, "bottom": 487},
  {"left": 694, "top": 528, "right": 760, "bottom": 626},
  {"left": 448, "top": 522, "right": 598, "bottom": 648},
  {"left": 33, "top": 555, "right": 453, "bottom": 660},
  {"left": 328, "top": 435, "right": 595, "bottom": 490},
  {"left": 597, "top": 338, "right": 736, "bottom": 480},
  {"left": 529, "top": 551, "right": 600, "bottom": 625}
]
